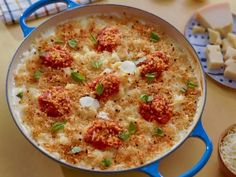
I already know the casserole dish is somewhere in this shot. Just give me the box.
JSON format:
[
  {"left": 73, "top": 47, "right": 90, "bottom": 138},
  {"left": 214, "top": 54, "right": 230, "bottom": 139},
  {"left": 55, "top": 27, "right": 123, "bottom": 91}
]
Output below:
[{"left": 6, "top": 0, "right": 213, "bottom": 176}]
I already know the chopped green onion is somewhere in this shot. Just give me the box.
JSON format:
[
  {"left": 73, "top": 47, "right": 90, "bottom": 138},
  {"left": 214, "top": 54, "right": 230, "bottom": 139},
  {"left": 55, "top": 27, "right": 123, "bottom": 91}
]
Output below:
[
  {"left": 68, "top": 39, "right": 78, "bottom": 48},
  {"left": 140, "top": 94, "right": 153, "bottom": 103},
  {"left": 101, "top": 158, "right": 112, "bottom": 167},
  {"left": 145, "top": 73, "right": 156, "bottom": 82},
  {"left": 91, "top": 60, "right": 103, "bottom": 69},
  {"left": 150, "top": 31, "right": 160, "bottom": 42},
  {"left": 70, "top": 146, "right": 81, "bottom": 154},
  {"left": 154, "top": 127, "right": 164, "bottom": 136},
  {"left": 96, "top": 83, "right": 104, "bottom": 95},
  {"left": 33, "top": 70, "right": 42, "bottom": 80},
  {"left": 180, "top": 87, "right": 187, "bottom": 93},
  {"left": 54, "top": 38, "right": 64, "bottom": 44},
  {"left": 134, "top": 57, "right": 146, "bottom": 65},
  {"left": 128, "top": 122, "right": 137, "bottom": 134},
  {"left": 51, "top": 122, "right": 66, "bottom": 132},
  {"left": 187, "top": 81, "right": 198, "bottom": 88},
  {"left": 89, "top": 33, "right": 97, "bottom": 45},
  {"left": 119, "top": 122, "right": 137, "bottom": 141},
  {"left": 16, "top": 92, "right": 23, "bottom": 99},
  {"left": 71, "top": 71, "right": 85, "bottom": 82},
  {"left": 118, "top": 131, "right": 130, "bottom": 141}
]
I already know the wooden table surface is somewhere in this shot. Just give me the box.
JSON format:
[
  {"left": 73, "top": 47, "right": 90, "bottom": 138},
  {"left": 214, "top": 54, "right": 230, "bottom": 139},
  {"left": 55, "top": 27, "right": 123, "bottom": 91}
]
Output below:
[{"left": 0, "top": 0, "right": 235, "bottom": 176}]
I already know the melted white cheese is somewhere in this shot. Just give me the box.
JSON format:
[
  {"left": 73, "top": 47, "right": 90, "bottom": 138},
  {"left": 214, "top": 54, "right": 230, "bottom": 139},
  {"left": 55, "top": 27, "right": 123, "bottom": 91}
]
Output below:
[
  {"left": 97, "top": 111, "right": 109, "bottom": 120},
  {"left": 79, "top": 96, "right": 100, "bottom": 109},
  {"left": 119, "top": 61, "right": 136, "bottom": 74}
]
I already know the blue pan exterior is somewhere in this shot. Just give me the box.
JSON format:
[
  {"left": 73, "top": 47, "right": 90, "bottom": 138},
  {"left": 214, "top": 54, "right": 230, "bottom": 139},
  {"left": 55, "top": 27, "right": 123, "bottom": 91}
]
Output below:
[{"left": 6, "top": 1, "right": 213, "bottom": 176}]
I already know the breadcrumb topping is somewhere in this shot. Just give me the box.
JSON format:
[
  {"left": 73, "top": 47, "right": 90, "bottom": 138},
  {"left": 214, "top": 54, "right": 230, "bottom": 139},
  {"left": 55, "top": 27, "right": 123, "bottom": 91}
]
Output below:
[
  {"left": 40, "top": 45, "right": 73, "bottom": 68},
  {"left": 38, "top": 86, "right": 71, "bottom": 117},
  {"left": 97, "top": 26, "right": 121, "bottom": 52},
  {"left": 89, "top": 74, "right": 120, "bottom": 100},
  {"left": 139, "top": 95, "right": 173, "bottom": 124},
  {"left": 138, "top": 51, "right": 169, "bottom": 79},
  {"left": 84, "top": 120, "right": 123, "bottom": 150}
]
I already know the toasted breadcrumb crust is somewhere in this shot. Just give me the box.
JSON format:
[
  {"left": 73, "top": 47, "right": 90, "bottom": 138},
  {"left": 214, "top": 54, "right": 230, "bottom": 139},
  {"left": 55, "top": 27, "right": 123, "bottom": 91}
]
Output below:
[
  {"left": 89, "top": 74, "right": 120, "bottom": 100},
  {"left": 40, "top": 45, "right": 73, "bottom": 68},
  {"left": 84, "top": 120, "right": 123, "bottom": 150},
  {"left": 14, "top": 15, "right": 201, "bottom": 170},
  {"left": 139, "top": 96, "right": 173, "bottom": 124}
]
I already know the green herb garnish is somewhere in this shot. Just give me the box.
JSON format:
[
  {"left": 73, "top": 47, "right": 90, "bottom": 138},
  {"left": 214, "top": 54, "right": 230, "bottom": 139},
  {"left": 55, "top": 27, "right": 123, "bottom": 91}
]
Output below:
[
  {"left": 89, "top": 33, "right": 97, "bottom": 45},
  {"left": 101, "top": 158, "right": 112, "bottom": 167},
  {"left": 91, "top": 60, "right": 102, "bottom": 69},
  {"left": 145, "top": 73, "right": 156, "bottom": 82},
  {"left": 186, "top": 81, "right": 198, "bottom": 88},
  {"left": 68, "top": 39, "right": 78, "bottom": 48},
  {"left": 150, "top": 31, "right": 160, "bottom": 42},
  {"left": 33, "top": 70, "right": 42, "bottom": 80},
  {"left": 119, "top": 131, "right": 130, "bottom": 141},
  {"left": 180, "top": 87, "right": 187, "bottom": 93},
  {"left": 128, "top": 122, "right": 137, "bottom": 134},
  {"left": 51, "top": 122, "right": 66, "bottom": 132},
  {"left": 70, "top": 146, "right": 81, "bottom": 154},
  {"left": 96, "top": 83, "right": 104, "bottom": 95},
  {"left": 140, "top": 94, "right": 153, "bottom": 103},
  {"left": 134, "top": 57, "right": 146, "bottom": 65},
  {"left": 119, "top": 122, "right": 137, "bottom": 141},
  {"left": 54, "top": 38, "right": 64, "bottom": 44},
  {"left": 154, "top": 127, "right": 164, "bottom": 136},
  {"left": 71, "top": 71, "right": 85, "bottom": 82},
  {"left": 16, "top": 92, "right": 23, "bottom": 99}
]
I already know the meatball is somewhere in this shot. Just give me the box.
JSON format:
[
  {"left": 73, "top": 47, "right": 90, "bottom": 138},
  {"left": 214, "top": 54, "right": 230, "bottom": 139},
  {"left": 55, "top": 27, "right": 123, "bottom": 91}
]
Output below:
[
  {"left": 97, "top": 26, "right": 121, "bottom": 52},
  {"left": 40, "top": 45, "right": 73, "bottom": 68},
  {"left": 89, "top": 74, "right": 120, "bottom": 100},
  {"left": 139, "top": 95, "right": 173, "bottom": 124},
  {"left": 84, "top": 120, "right": 123, "bottom": 150},
  {"left": 38, "top": 87, "right": 71, "bottom": 117},
  {"left": 138, "top": 51, "right": 169, "bottom": 79}
]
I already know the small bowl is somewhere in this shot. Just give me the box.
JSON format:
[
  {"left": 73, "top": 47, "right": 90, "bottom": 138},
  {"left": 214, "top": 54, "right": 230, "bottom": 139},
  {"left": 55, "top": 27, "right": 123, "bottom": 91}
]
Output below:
[{"left": 218, "top": 124, "right": 236, "bottom": 177}]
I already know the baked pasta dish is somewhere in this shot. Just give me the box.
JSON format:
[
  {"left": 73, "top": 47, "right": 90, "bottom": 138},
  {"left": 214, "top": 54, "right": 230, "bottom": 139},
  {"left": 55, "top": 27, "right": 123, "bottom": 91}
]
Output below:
[{"left": 13, "top": 14, "right": 202, "bottom": 170}]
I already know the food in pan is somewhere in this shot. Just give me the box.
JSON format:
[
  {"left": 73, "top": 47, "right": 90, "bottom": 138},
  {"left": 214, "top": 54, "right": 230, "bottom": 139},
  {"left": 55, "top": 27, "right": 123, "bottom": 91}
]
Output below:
[
  {"left": 219, "top": 125, "right": 236, "bottom": 175},
  {"left": 13, "top": 15, "right": 202, "bottom": 170}
]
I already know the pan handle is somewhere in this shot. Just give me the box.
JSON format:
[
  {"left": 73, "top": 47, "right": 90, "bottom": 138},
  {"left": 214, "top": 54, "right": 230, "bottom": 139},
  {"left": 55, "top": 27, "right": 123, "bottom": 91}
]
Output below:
[
  {"left": 139, "top": 121, "right": 213, "bottom": 177},
  {"left": 19, "top": 0, "right": 80, "bottom": 37}
]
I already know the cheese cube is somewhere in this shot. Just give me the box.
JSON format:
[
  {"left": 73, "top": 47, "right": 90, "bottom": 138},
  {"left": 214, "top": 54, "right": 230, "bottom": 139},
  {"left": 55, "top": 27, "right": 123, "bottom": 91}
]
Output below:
[
  {"left": 222, "top": 38, "right": 233, "bottom": 52},
  {"left": 224, "top": 63, "right": 236, "bottom": 81},
  {"left": 206, "top": 45, "right": 224, "bottom": 70},
  {"left": 227, "top": 33, "right": 236, "bottom": 48},
  {"left": 224, "top": 47, "right": 236, "bottom": 60},
  {"left": 192, "top": 25, "right": 206, "bottom": 33},
  {"left": 196, "top": 3, "right": 233, "bottom": 36},
  {"left": 208, "top": 28, "right": 222, "bottom": 45},
  {"left": 225, "top": 58, "right": 236, "bottom": 66}
]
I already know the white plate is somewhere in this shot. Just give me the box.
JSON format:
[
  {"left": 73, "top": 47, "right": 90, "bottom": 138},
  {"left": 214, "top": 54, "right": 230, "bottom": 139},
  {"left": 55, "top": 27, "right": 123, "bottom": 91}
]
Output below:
[{"left": 184, "top": 14, "right": 236, "bottom": 89}]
